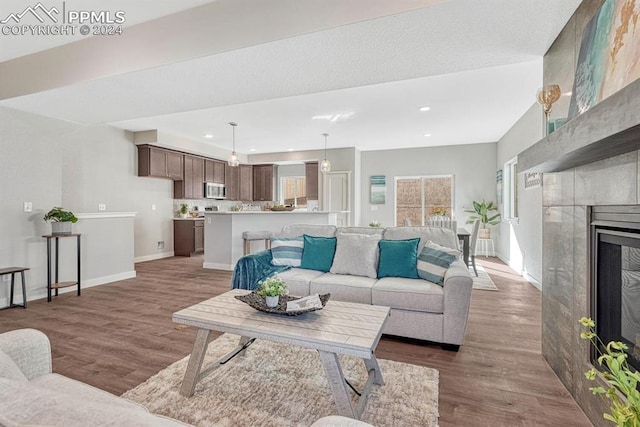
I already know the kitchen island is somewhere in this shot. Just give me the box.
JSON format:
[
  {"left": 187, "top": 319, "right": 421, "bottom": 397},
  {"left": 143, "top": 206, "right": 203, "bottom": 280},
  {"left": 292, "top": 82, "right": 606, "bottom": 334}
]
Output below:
[{"left": 203, "top": 211, "right": 337, "bottom": 270}]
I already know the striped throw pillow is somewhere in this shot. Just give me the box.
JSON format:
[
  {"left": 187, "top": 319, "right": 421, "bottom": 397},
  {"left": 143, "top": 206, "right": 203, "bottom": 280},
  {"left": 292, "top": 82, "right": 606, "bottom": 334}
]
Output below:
[
  {"left": 417, "top": 240, "right": 460, "bottom": 286},
  {"left": 270, "top": 237, "right": 304, "bottom": 267}
]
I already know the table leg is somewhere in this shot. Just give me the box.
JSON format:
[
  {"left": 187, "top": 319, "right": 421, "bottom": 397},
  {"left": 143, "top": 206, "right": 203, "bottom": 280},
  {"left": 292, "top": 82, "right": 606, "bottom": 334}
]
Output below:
[
  {"left": 180, "top": 328, "right": 211, "bottom": 397},
  {"left": 318, "top": 350, "right": 356, "bottom": 418},
  {"left": 20, "top": 271, "right": 26, "bottom": 308},
  {"left": 462, "top": 235, "right": 469, "bottom": 267},
  {"left": 363, "top": 354, "right": 384, "bottom": 385},
  {"left": 9, "top": 273, "right": 15, "bottom": 307},
  {"left": 237, "top": 336, "right": 251, "bottom": 357}
]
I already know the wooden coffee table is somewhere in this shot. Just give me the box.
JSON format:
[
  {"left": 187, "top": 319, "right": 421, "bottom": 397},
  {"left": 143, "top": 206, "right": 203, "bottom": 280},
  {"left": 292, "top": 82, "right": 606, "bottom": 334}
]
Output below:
[{"left": 173, "top": 289, "right": 390, "bottom": 419}]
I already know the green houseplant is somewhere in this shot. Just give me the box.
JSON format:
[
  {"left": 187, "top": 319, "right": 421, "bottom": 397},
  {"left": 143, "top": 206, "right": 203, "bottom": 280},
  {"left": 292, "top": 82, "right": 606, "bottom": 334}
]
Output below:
[
  {"left": 179, "top": 203, "right": 188, "bottom": 218},
  {"left": 257, "top": 274, "right": 288, "bottom": 308},
  {"left": 579, "top": 317, "right": 640, "bottom": 426},
  {"left": 465, "top": 200, "right": 501, "bottom": 238},
  {"left": 43, "top": 207, "right": 78, "bottom": 235}
]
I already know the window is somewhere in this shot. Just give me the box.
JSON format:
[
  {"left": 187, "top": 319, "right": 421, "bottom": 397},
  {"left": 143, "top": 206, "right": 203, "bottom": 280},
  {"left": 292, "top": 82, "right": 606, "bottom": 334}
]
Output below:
[
  {"left": 395, "top": 175, "right": 454, "bottom": 226},
  {"left": 280, "top": 176, "right": 307, "bottom": 208},
  {"left": 504, "top": 157, "right": 518, "bottom": 220}
]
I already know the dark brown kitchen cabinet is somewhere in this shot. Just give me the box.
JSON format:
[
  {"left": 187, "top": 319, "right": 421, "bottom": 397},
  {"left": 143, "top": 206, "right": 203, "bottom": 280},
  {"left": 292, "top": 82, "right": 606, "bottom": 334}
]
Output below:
[
  {"left": 252, "top": 164, "right": 274, "bottom": 201},
  {"left": 137, "top": 145, "right": 183, "bottom": 179},
  {"left": 205, "top": 160, "right": 225, "bottom": 184},
  {"left": 305, "top": 162, "right": 319, "bottom": 200},
  {"left": 240, "top": 165, "right": 254, "bottom": 201},
  {"left": 174, "top": 155, "right": 204, "bottom": 199},
  {"left": 225, "top": 164, "right": 240, "bottom": 200},
  {"left": 174, "top": 219, "right": 204, "bottom": 256}
]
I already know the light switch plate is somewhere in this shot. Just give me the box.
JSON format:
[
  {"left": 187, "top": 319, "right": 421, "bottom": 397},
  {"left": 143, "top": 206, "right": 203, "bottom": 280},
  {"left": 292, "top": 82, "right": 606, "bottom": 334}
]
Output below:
[
  {"left": 371, "top": 206, "right": 378, "bottom": 211},
  {"left": 23, "top": 202, "right": 32, "bottom": 212},
  {"left": 98, "top": 203, "right": 106, "bottom": 211},
  {"left": 151, "top": 204, "right": 156, "bottom": 211}
]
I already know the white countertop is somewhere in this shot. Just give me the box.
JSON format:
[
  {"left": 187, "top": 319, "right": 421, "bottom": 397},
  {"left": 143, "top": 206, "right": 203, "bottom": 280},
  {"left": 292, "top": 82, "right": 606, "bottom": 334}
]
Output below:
[{"left": 203, "top": 211, "right": 344, "bottom": 215}]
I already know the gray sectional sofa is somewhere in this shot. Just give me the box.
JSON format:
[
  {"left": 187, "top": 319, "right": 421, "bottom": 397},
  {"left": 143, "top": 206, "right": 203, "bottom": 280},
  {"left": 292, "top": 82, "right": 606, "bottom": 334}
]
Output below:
[{"left": 233, "top": 224, "right": 474, "bottom": 349}]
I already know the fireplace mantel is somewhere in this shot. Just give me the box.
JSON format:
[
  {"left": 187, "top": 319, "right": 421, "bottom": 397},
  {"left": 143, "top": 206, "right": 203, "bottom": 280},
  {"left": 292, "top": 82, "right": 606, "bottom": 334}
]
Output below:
[{"left": 519, "top": 78, "right": 640, "bottom": 173}]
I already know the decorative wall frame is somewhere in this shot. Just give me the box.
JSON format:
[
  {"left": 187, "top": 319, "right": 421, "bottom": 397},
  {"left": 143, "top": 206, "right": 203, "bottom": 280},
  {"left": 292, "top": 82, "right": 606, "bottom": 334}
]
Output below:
[
  {"left": 370, "top": 175, "right": 386, "bottom": 204},
  {"left": 496, "top": 169, "right": 503, "bottom": 204},
  {"left": 524, "top": 172, "right": 542, "bottom": 189}
]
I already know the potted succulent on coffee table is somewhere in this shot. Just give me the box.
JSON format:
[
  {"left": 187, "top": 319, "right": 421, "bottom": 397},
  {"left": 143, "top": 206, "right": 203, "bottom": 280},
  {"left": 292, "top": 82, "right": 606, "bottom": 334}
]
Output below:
[
  {"left": 43, "top": 207, "right": 78, "bottom": 235},
  {"left": 257, "top": 274, "right": 288, "bottom": 308}
]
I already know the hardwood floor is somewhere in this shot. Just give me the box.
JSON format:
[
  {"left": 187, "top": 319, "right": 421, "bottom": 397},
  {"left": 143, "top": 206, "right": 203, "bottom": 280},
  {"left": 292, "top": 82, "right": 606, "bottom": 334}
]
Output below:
[{"left": 0, "top": 256, "right": 591, "bottom": 426}]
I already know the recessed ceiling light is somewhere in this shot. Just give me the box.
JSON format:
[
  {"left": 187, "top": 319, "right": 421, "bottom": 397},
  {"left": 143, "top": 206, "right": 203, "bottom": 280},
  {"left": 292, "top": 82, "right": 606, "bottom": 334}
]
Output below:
[
  {"left": 424, "top": 133, "right": 432, "bottom": 137},
  {"left": 418, "top": 106, "right": 431, "bottom": 112},
  {"left": 203, "top": 133, "right": 214, "bottom": 139},
  {"left": 249, "top": 148, "right": 256, "bottom": 152}
]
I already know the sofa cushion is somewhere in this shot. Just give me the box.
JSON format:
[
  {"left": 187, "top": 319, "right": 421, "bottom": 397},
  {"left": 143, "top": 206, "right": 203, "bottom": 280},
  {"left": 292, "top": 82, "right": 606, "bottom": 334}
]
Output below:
[
  {"left": 310, "top": 273, "right": 376, "bottom": 305},
  {"left": 330, "top": 233, "right": 381, "bottom": 279},
  {"left": 417, "top": 241, "right": 460, "bottom": 285},
  {"left": 278, "top": 224, "right": 336, "bottom": 238},
  {"left": 383, "top": 226, "right": 459, "bottom": 251},
  {"left": 0, "top": 349, "right": 27, "bottom": 382},
  {"left": 377, "top": 238, "right": 420, "bottom": 279},
  {"left": 372, "top": 277, "right": 444, "bottom": 313},
  {"left": 270, "top": 237, "right": 304, "bottom": 267},
  {"left": 336, "top": 227, "right": 384, "bottom": 237},
  {"left": 300, "top": 235, "right": 337, "bottom": 272},
  {"left": 278, "top": 268, "right": 325, "bottom": 296}
]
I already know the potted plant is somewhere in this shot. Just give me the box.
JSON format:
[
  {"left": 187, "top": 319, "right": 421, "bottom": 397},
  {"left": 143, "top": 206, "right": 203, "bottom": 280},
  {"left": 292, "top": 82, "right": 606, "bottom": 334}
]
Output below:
[
  {"left": 43, "top": 207, "right": 78, "bottom": 235},
  {"left": 369, "top": 220, "right": 381, "bottom": 228},
  {"left": 465, "top": 200, "right": 501, "bottom": 239},
  {"left": 579, "top": 317, "right": 640, "bottom": 426},
  {"left": 179, "top": 203, "right": 188, "bottom": 218},
  {"left": 257, "top": 274, "right": 288, "bottom": 308}
]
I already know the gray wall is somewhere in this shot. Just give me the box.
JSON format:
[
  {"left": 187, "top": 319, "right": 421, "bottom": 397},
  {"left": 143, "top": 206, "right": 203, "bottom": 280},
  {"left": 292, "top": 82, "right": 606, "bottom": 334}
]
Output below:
[
  {"left": 0, "top": 106, "right": 177, "bottom": 303},
  {"left": 360, "top": 143, "right": 497, "bottom": 228},
  {"left": 496, "top": 104, "right": 544, "bottom": 284}
]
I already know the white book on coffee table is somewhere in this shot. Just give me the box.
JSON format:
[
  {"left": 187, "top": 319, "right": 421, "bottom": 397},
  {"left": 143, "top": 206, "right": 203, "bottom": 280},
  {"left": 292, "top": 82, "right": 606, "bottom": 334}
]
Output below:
[{"left": 286, "top": 294, "right": 323, "bottom": 312}]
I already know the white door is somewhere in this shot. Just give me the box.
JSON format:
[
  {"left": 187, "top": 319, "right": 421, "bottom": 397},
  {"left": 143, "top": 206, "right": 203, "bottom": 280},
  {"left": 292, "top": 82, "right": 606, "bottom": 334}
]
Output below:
[{"left": 323, "top": 171, "right": 351, "bottom": 226}]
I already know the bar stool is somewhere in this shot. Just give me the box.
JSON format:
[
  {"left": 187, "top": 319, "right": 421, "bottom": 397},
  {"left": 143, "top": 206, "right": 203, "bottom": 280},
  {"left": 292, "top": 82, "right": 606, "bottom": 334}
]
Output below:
[{"left": 242, "top": 231, "right": 272, "bottom": 255}]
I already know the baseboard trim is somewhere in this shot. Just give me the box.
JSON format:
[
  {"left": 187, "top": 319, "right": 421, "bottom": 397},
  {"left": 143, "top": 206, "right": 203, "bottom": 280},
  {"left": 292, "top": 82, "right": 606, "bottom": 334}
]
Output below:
[
  {"left": 3, "top": 271, "right": 137, "bottom": 305},
  {"left": 523, "top": 272, "right": 542, "bottom": 291},
  {"left": 135, "top": 252, "right": 174, "bottom": 263},
  {"left": 203, "top": 262, "right": 233, "bottom": 271}
]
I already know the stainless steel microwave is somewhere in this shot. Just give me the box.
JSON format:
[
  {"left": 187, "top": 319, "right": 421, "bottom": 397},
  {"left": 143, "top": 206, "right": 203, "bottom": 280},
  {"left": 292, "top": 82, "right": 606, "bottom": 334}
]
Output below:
[{"left": 204, "top": 182, "right": 226, "bottom": 199}]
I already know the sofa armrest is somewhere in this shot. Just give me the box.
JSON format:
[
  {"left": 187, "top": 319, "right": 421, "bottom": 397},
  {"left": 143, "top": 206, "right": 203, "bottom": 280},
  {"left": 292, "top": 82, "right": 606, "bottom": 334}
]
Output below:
[
  {"left": 442, "top": 260, "right": 473, "bottom": 345},
  {"left": 0, "top": 328, "right": 52, "bottom": 379},
  {"left": 231, "top": 249, "right": 291, "bottom": 291}
]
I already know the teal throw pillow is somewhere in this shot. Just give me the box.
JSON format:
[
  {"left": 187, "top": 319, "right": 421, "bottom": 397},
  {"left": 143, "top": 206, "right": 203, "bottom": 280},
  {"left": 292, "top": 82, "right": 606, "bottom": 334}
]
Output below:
[
  {"left": 300, "top": 235, "right": 337, "bottom": 272},
  {"left": 417, "top": 240, "right": 460, "bottom": 286},
  {"left": 270, "top": 237, "right": 304, "bottom": 267},
  {"left": 377, "top": 238, "right": 420, "bottom": 279}
]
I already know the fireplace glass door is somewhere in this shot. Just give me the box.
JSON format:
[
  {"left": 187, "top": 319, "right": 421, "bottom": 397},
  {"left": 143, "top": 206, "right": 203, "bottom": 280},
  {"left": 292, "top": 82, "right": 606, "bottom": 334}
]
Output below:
[{"left": 594, "top": 229, "right": 640, "bottom": 371}]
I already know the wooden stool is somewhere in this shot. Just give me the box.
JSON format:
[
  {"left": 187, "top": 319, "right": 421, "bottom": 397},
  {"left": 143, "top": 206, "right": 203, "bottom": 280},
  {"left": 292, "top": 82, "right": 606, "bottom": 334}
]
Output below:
[
  {"left": 0, "top": 267, "right": 29, "bottom": 309},
  {"left": 242, "top": 231, "right": 272, "bottom": 255}
]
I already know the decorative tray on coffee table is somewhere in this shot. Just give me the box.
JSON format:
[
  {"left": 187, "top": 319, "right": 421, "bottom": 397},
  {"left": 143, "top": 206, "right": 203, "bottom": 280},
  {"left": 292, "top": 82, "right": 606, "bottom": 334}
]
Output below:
[{"left": 235, "top": 292, "right": 330, "bottom": 316}]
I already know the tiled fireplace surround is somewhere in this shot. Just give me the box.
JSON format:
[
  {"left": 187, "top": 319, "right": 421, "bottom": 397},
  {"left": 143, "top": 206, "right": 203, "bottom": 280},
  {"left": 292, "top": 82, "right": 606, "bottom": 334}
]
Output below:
[{"left": 541, "top": 152, "right": 639, "bottom": 425}]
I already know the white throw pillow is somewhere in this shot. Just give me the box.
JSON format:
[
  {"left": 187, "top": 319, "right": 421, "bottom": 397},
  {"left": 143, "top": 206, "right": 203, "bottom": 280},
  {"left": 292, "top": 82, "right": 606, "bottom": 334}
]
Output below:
[{"left": 330, "top": 233, "right": 381, "bottom": 279}]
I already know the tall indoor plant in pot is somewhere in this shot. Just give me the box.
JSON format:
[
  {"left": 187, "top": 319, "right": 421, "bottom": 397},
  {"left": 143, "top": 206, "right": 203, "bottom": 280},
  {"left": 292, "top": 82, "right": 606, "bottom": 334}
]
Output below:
[
  {"left": 43, "top": 207, "right": 78, "bottom": 235},
  {"left": 465, "top": 200, "right": 500, "bottom": 239}
]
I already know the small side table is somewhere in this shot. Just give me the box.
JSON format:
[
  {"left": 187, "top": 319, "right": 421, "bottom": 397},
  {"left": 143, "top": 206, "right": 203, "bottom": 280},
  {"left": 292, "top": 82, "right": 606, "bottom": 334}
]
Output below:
[
  {"left": 0, "top": 267, "right": 29, "bottom": 309},
  {"left": 476, "top": 238, "right": 496, "bottom": 257},
  {"left": 42, "top": 234, "right": 81, "bottom": 302}
]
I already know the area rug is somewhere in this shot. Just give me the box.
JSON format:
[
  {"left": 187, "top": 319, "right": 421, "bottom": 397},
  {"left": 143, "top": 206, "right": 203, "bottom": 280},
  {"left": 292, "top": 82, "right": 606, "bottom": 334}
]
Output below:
[
  {"left": 470, "top": 262, "right": 498, "bottom": 291},
  {"left": 123, "top": 333, "right": 439, "bottom": 426}
]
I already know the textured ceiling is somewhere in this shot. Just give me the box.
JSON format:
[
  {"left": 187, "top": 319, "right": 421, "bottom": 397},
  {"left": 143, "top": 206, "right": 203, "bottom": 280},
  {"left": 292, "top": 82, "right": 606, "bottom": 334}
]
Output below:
[{"left": 0, "top": 0, "right": 582, "bottom": 153}]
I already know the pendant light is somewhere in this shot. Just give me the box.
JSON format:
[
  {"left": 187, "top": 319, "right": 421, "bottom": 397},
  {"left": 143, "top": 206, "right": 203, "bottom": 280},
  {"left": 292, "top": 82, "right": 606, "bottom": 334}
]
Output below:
[
  {"left": 227, "top": 122, "right": 239, "bottom": 167},
  {"left": 320, "top": 133, "right": 331, "bottom": 173}
]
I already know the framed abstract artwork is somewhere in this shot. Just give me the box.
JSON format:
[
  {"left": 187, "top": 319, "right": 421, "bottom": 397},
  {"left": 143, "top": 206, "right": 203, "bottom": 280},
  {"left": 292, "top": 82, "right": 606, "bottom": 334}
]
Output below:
[{"left": 370, "top": 175, "right": 386, "bottom": 204}]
